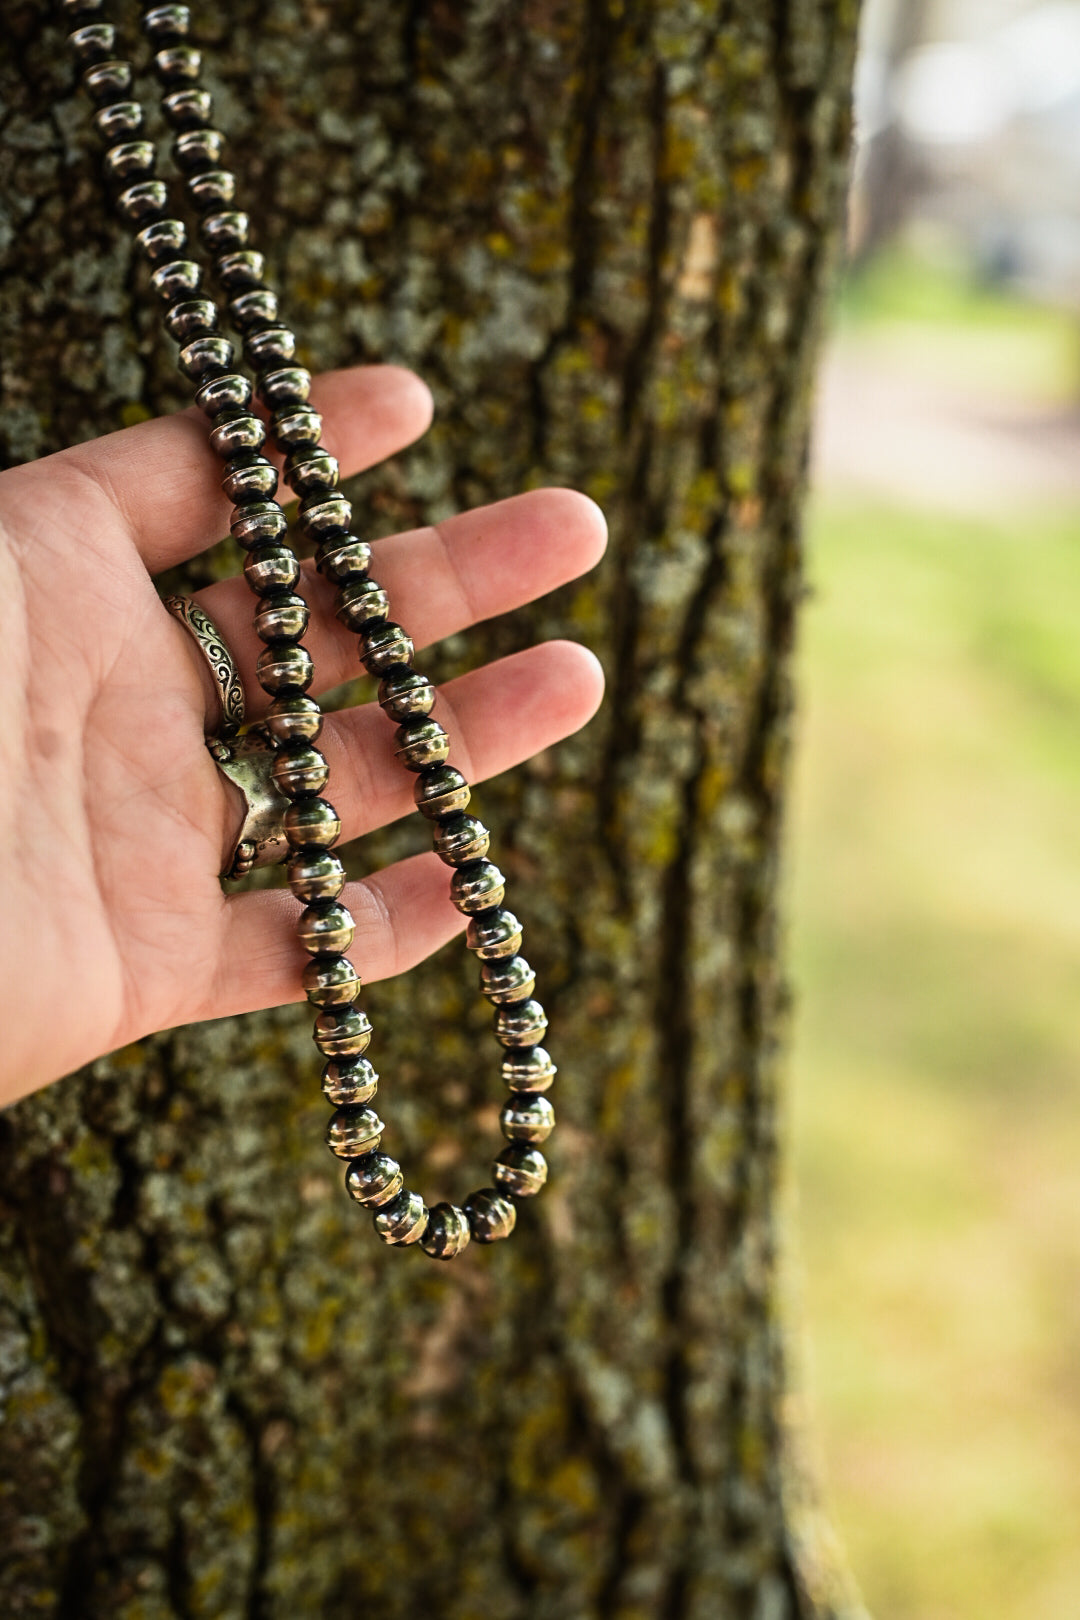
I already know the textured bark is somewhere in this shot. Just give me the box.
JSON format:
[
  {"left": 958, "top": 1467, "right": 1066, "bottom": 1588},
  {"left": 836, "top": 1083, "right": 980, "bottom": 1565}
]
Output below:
[{"left": 0, "top": 3, "right": 860, "bottom": 1616}]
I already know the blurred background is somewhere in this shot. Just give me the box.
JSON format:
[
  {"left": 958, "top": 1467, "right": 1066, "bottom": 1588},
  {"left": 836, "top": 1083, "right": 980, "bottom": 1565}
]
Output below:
[{"left": 792, "top": 0, "right": 1080, "bottom": 1614}]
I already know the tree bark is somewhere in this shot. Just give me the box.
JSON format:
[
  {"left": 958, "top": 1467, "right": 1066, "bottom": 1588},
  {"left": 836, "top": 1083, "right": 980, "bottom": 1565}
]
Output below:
[{"left": 0, "top": 2, "right": 860, "bottom": 1616}]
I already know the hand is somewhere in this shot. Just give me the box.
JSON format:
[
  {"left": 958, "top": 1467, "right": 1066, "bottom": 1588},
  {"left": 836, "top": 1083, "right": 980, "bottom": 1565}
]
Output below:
[{"left": 0, "top": 365, "right": 606, "bottom": 1106}]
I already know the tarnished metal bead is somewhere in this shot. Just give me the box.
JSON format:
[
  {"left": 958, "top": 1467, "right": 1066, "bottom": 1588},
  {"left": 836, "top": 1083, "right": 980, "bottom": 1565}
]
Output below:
[
  {"left": 103, "top": 140, "right": 155, "bottom": 183},
  {"left": 326, "top": 1101, "right": 381, "bottom": 1158},
  {"left": 272, "top": 743, "right": 328, "bottom": 799},
  {"left": 378, "top": 667, "right": 436, "bottom": 722},
  {"left": 164, "top": 299, "right": 217, "bottom": 342},
  {"left": 298, "top": 494, "right": 352, "bottom": 539},
  {"left": 502, "top": 1046, "right": 557, "bottom": 1093},
  {"left": 143, "top": 5, "right": 191, "bottom": 44},
  {"left": 117, "top": 180, "right": 167, "bottom": 224},
  {"left": 466, "top": 908, "right": 523, "bottom": 959},
  {"left": 450, "top": 860, "right": 506, "bottom": 915},
  {"left": 216, "top": 250, "right": 265, "bottom": 290},
  {"left": 163, "top": 88, "right": 211, "bottom": 130},
  {"left": 254, "top": 590, "right": 309, "bottom": 645},
  {"left": 317, "top": 537, "right": 371, "bottom": 586},
  {"left": 222, "top": 454, "right": 278, "bottom": 504},
  {"left": 394, "top": 718, "right": 449, "bottom": 772},
  {"left": 198, "top": 372, "right": 253, "bottom": 416},
  {"left": 288, "top": 849, "right": 344, "bottom": 903},
  {"left": 83, "top": 60, "right": 133, "bottom": 104},
  {"left": 336, "top": 578, "right": 388, "bottom": 632},
  {"left": 150, "top": 259, "right": 201, "bottom": 302},
  {"left": 243, "top": 544, "right": 300, "bottom": 596},
  {"left": 93, "top": 101, "right": 143, "bottom": 141},
  {"left": 322, "top": 1057, "right": 377, "bottom": 1108},
  {"left": 256, "top": 642, "right": 313, "bottom": 696},
  {"left": 345, "top": 1152, "right": 403, "bottom": 1208},
  {"left": 433, "top": 813, "right": 490, "bottom": 866},
  {"left": 188, "top": 168, "right": 236, "bottom": 212},
  {"left": 230, "top": 289, "right": 279, "bottom": 333},
  {"left": 419, "top": 1203, "right": 472, "bottom": 1261},
  {"left": 493, "top": 1144, "right": 548, "bottom": 1197},
  {"left": 201, "top": 211, "right": 250, "bottom": 254},
  {"left": 135, "top": 218, "right": 186, "bottom": 263},
  {"left": 315, "top": 1007, "right": 372, "bottom": 1060},
  {"left": 69, "top": 22, "right": 114, "bottom": 62},
  {"left": 414, "top": 765, "right": 470, "bottom": 820},
  {"left": 500, "top": 1093, "right": 555, "bottom": 1144},
  {"left": 494, "top": 999, "right": 549, "bottom": 1049},
  {"left": 481, "top": 955, "right": 536, "bottom": 1006},
  {"left": 285, "top": 451, "right": 338, "bottom": 496},
  {"left": 155, "top": 44, "right": 201, "bottom": 83},
  {"left": 259, "top": 367, "right": 312, "bottom": 408},
  {"left": 284, "top": 795, "right": 340, "bottom": 849},
  {"left": 297, "top": 900, "right": 354, "bottom": 955},
  {"left": 249, "top": 328, "right": 298, "bottom": 370},
  {"left": 464, "top": 1187, "right": 516, "bottom": 1244},
  {"left": 266, "top": 694, "right": 323, "bottom": 745},
  {"left": 209, "top": 413, "right": 266, "bottom": 458},
  {"left": 230, "top": 496, "right": 284, "bottom": 544},
  {"left": 374, "top": 1190, "right": 428, "bottom": 1246},
  {"left": 302, "top": 953, "right": 359, "bottom": 1008},
  {"left": 174, "top": 126, "right": 226, "bottom": 173},
  {"left": 178, "top": 336, "right": 233, "bottom": 379},
  {"left": 362, "top": 622, "right": 414, "bottom": 676},
  {"left": 272, "top": 401, "right": 320, "bottom": 446}
]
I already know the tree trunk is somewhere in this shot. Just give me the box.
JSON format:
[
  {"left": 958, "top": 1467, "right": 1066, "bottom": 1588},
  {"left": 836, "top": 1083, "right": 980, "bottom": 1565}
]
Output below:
[{"left": 0, "top": 3, "right": 860, "bottom": 1616}]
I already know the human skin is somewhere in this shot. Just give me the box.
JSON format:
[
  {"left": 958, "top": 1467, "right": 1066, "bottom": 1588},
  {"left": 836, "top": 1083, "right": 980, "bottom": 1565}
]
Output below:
[{"left": 0, "top": 363, "right": 606, "bottom": 1106}]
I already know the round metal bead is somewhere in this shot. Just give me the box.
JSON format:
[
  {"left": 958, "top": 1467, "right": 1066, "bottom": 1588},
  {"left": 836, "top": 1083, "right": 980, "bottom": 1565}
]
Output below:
[
  {"left": 272, "top": 744, "right": 329, "bottom": 799},
  {"left": 93, "top": 101, "right": 143, "bottom": 141},
  {"left": 285, "top": 451, "right": 338, "bottom": 496},
  {"left": 164, "top": 299, "right": 217, "bottom": 342},
  {"left": 418, "top": 1203, "right": 472, "bottom": 1261},
  {"left": 297, "top": 901, "right": 355, "bottom": 955},
  {"left": 116, "top": 180, "right": 167, "bottom": 224},
  {"left": 222, "top": 455, "right": 278, "bottom": 504},
  {"left": 155, "top": 44, "right": 201, "bottom": 83},
  {"left": 500, "top": 1093, "right": 555, "bottom": 1144},
  {"left": 322, "top": 1057, "right": 377, "bottom": 1108},
  {"left": 466, "top": 908, "right": 524, "bottom": 959},
  {"left": 288, "top": 849, "right": 343, "bottom": 903},
  {"left": 433, "top": 813, "right": 490, "bottom": 866},
  {"left": 302, "top": 953, "right": 359, "bottom": 1008},
  {"left": 502, "top": 1046, "right": 557, "bottom": 1092},
  {"left": 314, "top": 1007, "right": 373, "bottom": 1060},
  {"left": 316, "top": 537, "right": 371, "bottom": 585},
  {"left": 298, "top": 494, "right": 352, "bottom": 539},
  {"left": 481, "top": 955, "right": 536, "bottom": 1006},
  {"left": 254, "top": 590, "right": 309, "bottom": 645},
  {"left": 362, "top": 623, "right": 414, "bottom": 676},
  {"left": 230, "top": 497, "right": 284, "bottom": 544},
  {"left": 394, "top": 718, "right": 450, "bottom": 772},
  {"left": 83, "top": 61, "right": 133, "bottom": 104},
  {"left": 69, "top": 22, "right": 114, "bottom": 62},
  {"left": 249, "top": 329, "right": 298, "bottom": 370},
  {"left": 174, "top": 128, "right": 226, "bottom": 174},
  {"left": 374, "top": 1190, "right": 428, "bottom": 1247},
  {"left": 414, "top": 765, "right": 470, "bottom": 820},
  {"left": 325, "top": 1102, "right": 381, "bottom": 1158},
  {"left": 464, "top": 1188, "right": 517, "bottom": 1244},
  {"left": 283, "top": 796, "right": 340, "bottom": 849},
  {"left": 209, "top": 414, "right": 266, "bottom": 458},
  {"left": 198, "top": 373, "right": 254, "bottom": 417},
  {"left": 258, "top": 367, "right": 312, "bottom": 408},
  {"left": 450, "top": 861, "right": 506, "bottom": 915},
  {"left": 178, "top": 336, "right": 233, "bottom": 380},
  {"left": 345, "top": 1152, "right": 403, "bottom": 1208},
  {"left": 243, "top": 544, "right": 300, "bottom": 596},
  {"left": 272, "top": 402, "right": 320, "bottom": 446},
  {"left": 493, "top": 1144, "right": 548, "bottom": 1197},
  {"left": 163, "top": 88, "right": 211, "bottom": 130},
  {"left": 188, "top": 168, "right": 236, "bottom": 212},
  {"left": 494, "top": 999, "right": 549, "bottom": 1049},
  {"left": 256, "top": 643, "right": 313, "bottom": 696},
  {"left": 217, "top": 250, "right": 265, "bottom": 290},
  {"left": 135, "top": 218, "right": 186, "bottom": 263},
  {"left": 201, "top": 212, "right": 250, "bottom": 254},
  {"left": 336, "top": 578, "right": 389, "bottom": 632},
  {"left": 230, "top": 289, "right": 279, "bottom": 333},
  {"left": 266, "top": 694, "right": 323, "bottom": 745},
  {"left": 143, "top": 6, "right": 191, "bottom": 45},
  {"left": 150, "top": 259, "right": 201, "bottom": 302},
  {"left": 103, "top": 140, "right": 155, "bottom": 183},
  {"left": 378, "top": 667, "right": 436, "bottom": 722}
]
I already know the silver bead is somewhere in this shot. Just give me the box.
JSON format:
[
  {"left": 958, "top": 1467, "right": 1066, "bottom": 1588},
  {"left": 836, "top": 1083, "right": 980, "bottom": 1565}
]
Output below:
[
  {"left": 378, "top": 668, "right": 435, "bottom": 722},
  {"left": 135, "top": 218, "right": 186, "bottom": 263},
  {"left": 287, "top": 850, "right": 344, "bottom": 902},
  {"left": 164, "top": 299, "right": 218, "bottom": 342},
  {"left": 322, "top": 1057, "right": 378, "bottom": 1108},
  {"left": 151, "top": 259, "right": 201, "bottom": 302},
  {"left": 249, "top": 330, "right": 299, "bottom": 371},
  {"left": 336, "top": 578, "right": 389, "bottom": 631},
  {"left": 209, "top": 414, "right": 266, "bottom": 458},
  {"left": 480, "top": 955, "right": 536, "bottom": 1005},
  {"left": 254, "top": 590, "right": 309, "bottom": 645},
  {"left": 69, "top": 21, "right": 114, "bottom": 62},
  {"left": 178, "top": 336, "right": 233, "bottom": 380},
  {"left": 285, "top": 451, "right": 338, "bottom": 496},
  {"left": 173, "top": 128, "right": 226, "bottom": 174},
  {"left": 303, "top": 954, "right": 360, "bottom": 1008},
  {"left": 494, "top": 999, "right": 548, "bottom": 1048},
  {"left": 200, "top": 211, "right": 249, "bottom": 253},
  {"left": 272, "top": 743, "right": 329, "bottom": 798},
  {"left": 222, "top": 455, "right": 279, "bottom": 504},
  {"left": 317, "top": 538, "right": 372, "bottom": 586},
  {"left": 414, "top": 766, "right": 470, "bottom": 820},
  {"left": 419, "top": 1203, "right": 472, "bottom": 1261},
  {"left": 297, "top": 901, "right": 355, "bottom": 955},
  {"left": 197, "top": 372, "right": 253, "bottom": 415},
  {"left": 373, "top": 1190, "right": 428, "bottom": 1246},
  {"left": 216, "top": 250, "right": 265, "bottom": 291},
  {"left": 188, "top": 168, "right": 236, "bottom": 210},
  {"left": 93, "top": 101, "right": 143, "bottom": 142},
  {"left": 83, "top": 61, "right": 133, "bottom": 103},
  {"left": 314, "top": 1007, "right": 373, "bottom": 1060},
  {"left": 155, "top": 44, "right": 201, "bottom": 83},
  {"left": 326, "top": 1103, "right": 381, "bottom": 1160},
  {"left": 258, "top": 367, "right": 312, "bottom": 408},
  {"left": 266, "top": 695, "right": 323, "bottom": 744},
  {"left": 345, "top": 1152, "right": 403, "bottom": 1208},
  {"left": 502, "top": 1046, "right": 556, "bottom": 1092},
  {"left": 163, "top": 88, "right": 212, "bottom": 130},
  {"left": 361, "top": 623, "right": 414, "bottom": 676},
  {"left": 492, "top": 1145, "right": 548, "bottom": 1197},
  {"left": 298, "top": 494, "right": 352, "bottom": 539},
  {"left": 255, "top": 642, "right": 313, "bottom": 696},
  {"left": 464, "top": 1188, "right": 516, "bottom": 1244},
  {"left": 283, "top": 796, "right": 340, "bottom": 849},
  {"left": 244, "top": 545, "right": 301, "bottom": 596},
  {"left": 394, "top": 718, "right": 449, "bottom": 772},
  {"left": 230, "top": 289, "right": 279, "bottom": 332},
  {"left": 144, "top": 7, "right": 191, "bottom": 45},
  {"left": 272, "top": 401, "right": 320, "bottom": 446},
  {"left": 450, "top": 861, "right": 506, "bottom": 915},
  {"left": 103, "top": 140, "right": 155, "bottom": 182},
  {"left": 432, "top": 813, "right": 489, "bottom": 867},
  {"left": 117, "top": 180, "right": 167, "bottom": 224},
  {"left": 500, "top": 1093, "right": 555, "bottom": 1144},
  {"left": 465, "top": 908, "right": 522, "bottom": 959},
  {"left": 229, "top": 496, "right": 285, "bottom": 544}
]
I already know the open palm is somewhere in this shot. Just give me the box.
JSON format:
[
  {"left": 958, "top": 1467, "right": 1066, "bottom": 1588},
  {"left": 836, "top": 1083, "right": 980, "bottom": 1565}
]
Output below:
[{"left": 0, "top": 365, "right": 606, "bottom": 1105}]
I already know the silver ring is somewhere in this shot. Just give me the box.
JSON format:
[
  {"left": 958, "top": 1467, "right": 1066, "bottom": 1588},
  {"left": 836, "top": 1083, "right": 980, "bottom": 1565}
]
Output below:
[{"left": 164, "top": 593, "right": 247, "bottom": 735}]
